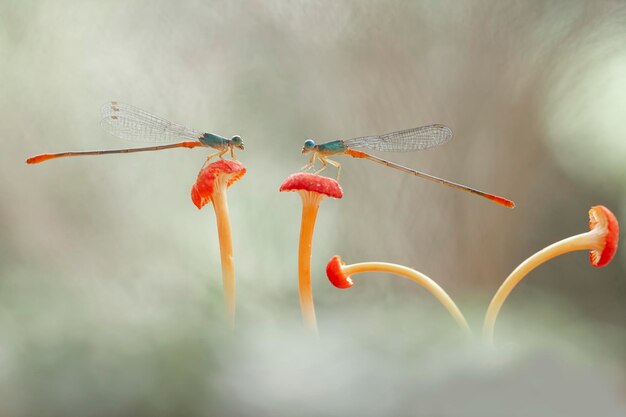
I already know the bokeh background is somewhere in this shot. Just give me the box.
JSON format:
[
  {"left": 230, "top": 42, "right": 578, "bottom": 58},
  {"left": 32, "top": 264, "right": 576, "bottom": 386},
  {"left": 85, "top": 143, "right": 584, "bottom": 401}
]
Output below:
[{"left": 1, "top": 0, "right": 625, "bottom": 415}]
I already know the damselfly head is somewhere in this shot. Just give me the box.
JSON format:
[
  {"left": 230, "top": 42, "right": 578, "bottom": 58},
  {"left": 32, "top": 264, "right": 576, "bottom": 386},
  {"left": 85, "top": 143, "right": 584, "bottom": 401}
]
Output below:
[
  {"left": 302, "top": 139, "right": 315, "bottom": 153},
  {"left": 231, "top": 135, "right": 244, "bottom": 150}
]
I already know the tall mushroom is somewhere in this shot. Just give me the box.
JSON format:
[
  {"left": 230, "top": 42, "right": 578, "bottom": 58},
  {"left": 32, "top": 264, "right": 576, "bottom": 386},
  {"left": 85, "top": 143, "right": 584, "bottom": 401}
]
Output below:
[
  {"left": 326, "top": 256, "right": 471, "bottom": 333},
  {"left": 279, "top": 172, "right": 343, "bottom": 335},
  {"left": 483, "top": 205, "right": 619, "bottom": 344},
  {"left": 191, "top": 159, "right": 246, "bottom": 327}
]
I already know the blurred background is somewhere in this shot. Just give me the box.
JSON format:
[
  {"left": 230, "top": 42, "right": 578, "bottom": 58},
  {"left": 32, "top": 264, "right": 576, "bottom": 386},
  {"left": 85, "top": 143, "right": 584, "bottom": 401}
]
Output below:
[{"left": 1, "top": 0, "right": 625, "bottom": 415}]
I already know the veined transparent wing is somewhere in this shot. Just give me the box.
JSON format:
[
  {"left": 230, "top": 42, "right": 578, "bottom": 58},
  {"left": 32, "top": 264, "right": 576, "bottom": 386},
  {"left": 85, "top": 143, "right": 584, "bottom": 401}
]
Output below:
[
  {"left": 100, "top": 102, "right": 203, "bottom": 143},
  {"left": 343, "top": 124, "right": 452, "bottom": 152}
]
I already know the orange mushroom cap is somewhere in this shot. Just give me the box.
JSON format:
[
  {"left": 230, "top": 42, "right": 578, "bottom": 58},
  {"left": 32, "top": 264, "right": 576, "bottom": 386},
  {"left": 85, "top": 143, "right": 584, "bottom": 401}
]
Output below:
[
  {"left": 326, "top": 255, "right": 353, "bottom": 289},
  {"left": 191, "top": 160, "right": 246, "bottom": 209},
  {"left": 589, "top": 205, "right": 619, "bottom": 268},
  {"left": 279, "top": 172, "right": 343, "bottom": 199}
]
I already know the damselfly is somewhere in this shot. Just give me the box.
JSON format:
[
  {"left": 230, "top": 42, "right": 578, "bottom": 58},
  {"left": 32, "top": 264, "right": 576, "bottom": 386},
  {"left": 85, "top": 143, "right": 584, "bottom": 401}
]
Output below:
[
  {"left": 27, "top": 102, "right": 243, "bottom": 164},
  {"left": 301, "top": 124, "right": 514, "bottom": 208}
]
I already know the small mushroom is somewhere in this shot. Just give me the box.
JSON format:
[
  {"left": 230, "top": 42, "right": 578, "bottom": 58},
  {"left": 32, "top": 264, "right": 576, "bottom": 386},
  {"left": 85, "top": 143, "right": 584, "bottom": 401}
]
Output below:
[
  {"left": 191, "top": 159, "right": 246, "bottom": 327},
  {"left": 326, "top": 256, "right": 471, "bottom": 333},
  {"left": 483, "top": 205, "right": 620, "bottom": 344},
  {"left": 279, "top": 172, "right": 343, "bottom": 335}
]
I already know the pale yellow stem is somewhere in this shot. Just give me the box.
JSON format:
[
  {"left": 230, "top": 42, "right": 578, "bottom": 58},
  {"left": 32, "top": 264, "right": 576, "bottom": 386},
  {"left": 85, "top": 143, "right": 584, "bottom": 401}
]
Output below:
[
  {"left": 211, "top": 187, "right": 236, "bottom": 328},
  {"left": 297, "top": 192, "right": 324, "bottom": 336},
  {"left": 342, "top": 262, "right": 471, "bottom": 334},
  {"left": 483, "top": 230, "right": 600, "bottom": 344}
]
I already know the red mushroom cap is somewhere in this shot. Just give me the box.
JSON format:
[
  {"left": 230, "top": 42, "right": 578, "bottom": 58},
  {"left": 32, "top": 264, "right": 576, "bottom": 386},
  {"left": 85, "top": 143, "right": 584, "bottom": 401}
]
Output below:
[
  {"left": 191, "top": 160, "right": 246, "bottom": 209},
  {"left": 588, "top": 205, "right": 619, "bottom": 268},
  {"left": 279, "top": 172, "right": 343, "bottom": 199},
  {"left": 326, "top": 255, "right": 353, "bottom": 289}
]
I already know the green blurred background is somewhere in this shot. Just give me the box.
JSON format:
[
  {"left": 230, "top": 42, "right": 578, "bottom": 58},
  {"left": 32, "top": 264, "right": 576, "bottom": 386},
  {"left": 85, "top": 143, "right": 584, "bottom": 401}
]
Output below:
[{"left": 1, "top": 0, "right": 625, "bottom": 415}]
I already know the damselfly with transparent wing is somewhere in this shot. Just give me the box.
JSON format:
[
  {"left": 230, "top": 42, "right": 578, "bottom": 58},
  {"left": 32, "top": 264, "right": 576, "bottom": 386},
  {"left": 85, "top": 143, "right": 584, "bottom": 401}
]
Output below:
[
  {"left": 301, "top": 124, "right": 514, "bottom": 208},
  {"left": 27, "top": 102, "right": 244, "bottom": 164}
]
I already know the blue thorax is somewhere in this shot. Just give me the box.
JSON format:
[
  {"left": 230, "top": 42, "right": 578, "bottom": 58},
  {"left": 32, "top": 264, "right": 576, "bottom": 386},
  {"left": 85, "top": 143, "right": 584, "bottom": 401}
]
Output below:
[
  {"left": 200, "top": 133, "right": 229, "bottom": 148},
  {"left": 317, "top": 140, "right": 347, "bottom": 155}
]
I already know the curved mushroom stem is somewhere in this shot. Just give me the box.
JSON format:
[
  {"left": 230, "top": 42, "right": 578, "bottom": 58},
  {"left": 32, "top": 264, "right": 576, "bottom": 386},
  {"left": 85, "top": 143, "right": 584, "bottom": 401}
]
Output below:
[
  {"left": 211, "top": 183, "right": 236, "bottom": 327},
  {"left": 297, "top": 191, "right": 324, "bottom": 335},
  {"left": 341, "top": 262, "right": 471, "bottom": 334},
  {"left": 483, "top": 230, "right": 601, "bottom": 344}
]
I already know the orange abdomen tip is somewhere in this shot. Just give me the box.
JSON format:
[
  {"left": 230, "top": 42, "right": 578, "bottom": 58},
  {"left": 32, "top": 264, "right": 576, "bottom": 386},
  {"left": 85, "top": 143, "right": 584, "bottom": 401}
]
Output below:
[
  {"left": 26, "top": 154, "right": 55, "bottom": 164},
  {"left": 487, "top": 194, "right": 515, "bottom": 209}
]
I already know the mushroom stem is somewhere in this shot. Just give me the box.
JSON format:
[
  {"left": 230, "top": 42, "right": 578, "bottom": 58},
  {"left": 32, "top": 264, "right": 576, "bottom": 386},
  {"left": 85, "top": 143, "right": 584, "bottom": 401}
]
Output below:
[
  {"left": 340, "top": 261, "right": 471, "bottom": 334},
  {"left": 192, "top": 160, "right": 246, "bottom": 328},
  {"left": 280, "top": 172, "right": 343, "bottom": 335},
  {"left": 211, "top": 186, "right": 236, "bottom": 327},
  {"left": 483, "top": 229, "right": 603, "bottom": 344},
  {"left": 297, "top": 192, "right": 323, "bottom": 335}
]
